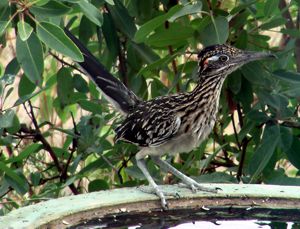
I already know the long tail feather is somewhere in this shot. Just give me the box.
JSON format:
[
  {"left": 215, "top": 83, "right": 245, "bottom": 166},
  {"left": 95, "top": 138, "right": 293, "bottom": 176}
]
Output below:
[{"left": 64, "top": 28, "right": 140, "bottom": 115}]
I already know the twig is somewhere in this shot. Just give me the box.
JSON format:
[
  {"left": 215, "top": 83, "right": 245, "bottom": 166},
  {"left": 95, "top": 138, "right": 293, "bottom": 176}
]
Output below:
[
  {"left": 62, "top": 112, "right": 79, "bottom": 178},
  {"left": 25, "top": 101, "right": 63, "bottom": 172},
  {"left": 118, "top": 39, "right": 128, "bottom": 86},
  {"left": 0, "top": 187, "right": 13, "bottom": 199},
  {"left": 49, "top": 51, "right": 85, "bottom": 75},
  {"left": 237, "top": 137, "right": 251, "bottom": 181},
  {"left": 165, "top": 20, "right": 180, "bottom": 92},
  {"left": 278, "top": 0, "right": 300, "bottom": 71},
  {"left": 281, "top": 120, "right": 300, "bottom": 129},
  {"left": 39, "top": 175, "right": 60, "bottom": 185},
  {"left": 236, "top": 103, "right": 247, "bottom": 181},
  {"left": 117, "top": 152, "right": 135, "bottom": 184},
  {"left": 236, "top": 103, "right": 244, "bottom": 127},
  {"left": 24, "top": 101, "right": 79, "bottom": 194},
  {"left": 231, "top": 113, "right": 241, "bottom": 150}
]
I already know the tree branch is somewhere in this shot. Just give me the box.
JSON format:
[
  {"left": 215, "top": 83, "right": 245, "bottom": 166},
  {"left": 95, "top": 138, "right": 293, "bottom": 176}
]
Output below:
[
  {"left": 49, "top": 51, "right": 85, "bottom": 75},
  {"left": 118, "top": 39, "right": 129, "bottom": 86},
  {"left": 165, "top": 20, "right": 180, "bottom": 92},
  {"left": 24, "top": 101, "right": 79, "bottom": 194}
]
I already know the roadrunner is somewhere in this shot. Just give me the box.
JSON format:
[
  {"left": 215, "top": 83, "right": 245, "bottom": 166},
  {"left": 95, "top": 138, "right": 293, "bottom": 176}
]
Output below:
[{"left": 65, "top": 29, "right": 275, "bottom": 209}]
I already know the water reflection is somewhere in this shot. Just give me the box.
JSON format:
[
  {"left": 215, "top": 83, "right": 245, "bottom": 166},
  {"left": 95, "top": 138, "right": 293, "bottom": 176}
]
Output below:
[
  {"left": 70, "top": 207, "right": 300, "bottom": 229},
  {"left": 170, "top": 220, "right": 295, "bottom": 229}
]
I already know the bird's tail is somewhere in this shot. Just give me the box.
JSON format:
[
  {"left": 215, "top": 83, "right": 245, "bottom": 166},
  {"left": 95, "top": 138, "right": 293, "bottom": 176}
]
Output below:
[{"left": 64, "top": 28, "right": 140, "bottom": 115}]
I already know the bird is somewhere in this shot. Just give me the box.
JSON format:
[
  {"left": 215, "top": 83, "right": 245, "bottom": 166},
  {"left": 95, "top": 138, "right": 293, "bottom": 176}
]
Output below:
[{"left": 64, "top": 28, "right": 275, "bottom": 209}]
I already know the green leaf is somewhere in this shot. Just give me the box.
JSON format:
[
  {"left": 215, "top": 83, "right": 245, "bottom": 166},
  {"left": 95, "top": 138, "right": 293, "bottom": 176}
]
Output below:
[
  {"left": 18, "top": 74, "right": 36, "bottom": 97},
  {"left": 6, "top": 112, "right": 20, "bottom": 134},
  {"left": 31, "top": 172, "right": 41, "bottom": 187},
  {"left": 227, "top": 71, "right": 242, "bottom": 94},
  {"left": 247, "top": 109, "right": 269, "bottom": 123},
  {"left": 0, "top": 6, "right": 10, "bottom": 28},
  {"left": 33, "top": 0, "right": 50, "bottom": 6},
  {"left": 0, "top": 63, "right": 3, "bottom": 77},
  {"left": 281, "top": 28, "right": 300, "bottom": 38},
  {"left": 0, "top": 21, "right": 10, "bottom": 36},
  {"left": 281, "top": 84, "right": 300, "bottom": 97},
  {"left": 14, "top": 87, "right": 48, "bottom": 107},
  {"left": 285, "top": 137, "right": 300, "bottom": 170},
  {"left": 16, "top": 32, "right": 43, "bottom": 86},
  {"left": 137, "top": 53, "right": 174, "bottom": 75},
  {"left": 0, "top": 110, "right": 16, "bottom": 128},
  {"left": 249, "top": 125, "right": 280, "bottom": 181},
  {"left": 273, "top": 70, "right": 300, "bottom": 83},
  {"left": 242, "top": 62, "right": 269, "bottom": 85},
  {"left": 107, "top": 0, "right": 136, "bottom": 39},
  {"left": 6, "top": 144, "right": 42, "bottom": 164},
  {"left": 260, "top": 17, "right": 286, "bottom": 30},
  {"left": 62, "top": 0, "right": 81, "bottom": 2},
  {"left": 168, "top": 2, "right": 202, "bottom": 22},
  {"left": 64, "top": 176, "right": 78, "bottom": 187},
  {"left": 88, "top": 179, "right": 109, "bottom": 192},
  {"left": 0, "top": 0, "right": 9, "bottom": 8},
  {"left": 37, "top": 22, "right": 83, "bottom": 62},
  {"left": 105, "top": 0, "right": 114, "bottom": 5},
  {"left": 1, "top": 74, "right": 15, "bottom": 87},
  {"left": 4, "top": 58, "right": 20, "bottom": 77},
  {"left": 78, "top": 0, "right": 103, "bottom": 26},
  {"left": 79, "top": 16, "right": 96, "bottom": 46},
  {"left": 230, "top": 0, "right": 256, "bottom": 15},
  {"left": 0, "top": 136, "right": 13, "bottom": 146},
  {"left": 264, "top": 0, "right": 279, "bottom": 17},
  {"left": 265, "top": 169, "right": 300, "bottom": 186},
  {"left": 78, "top": 100, "right": 102, "bottom": 114},
  {"left": 0, "top": 162, "right": 28, "bottom": 194},
  {"left": 73, "top": 74, "right": 89, "bottom": 93},
  {"left": 57, "top": 68, "right": 74, "bottom": 107},
  {"left": 78, "top": 157, "right": 106, "bottom": 175},
  {"left": 102, "top": 13, "right": 119, "bottom": 58},
  {"left": 30, "top": 0, "right": 71, "bottom": 17},
  {"left": 200, "top": 16, "right": 229, "bottom": 45},
  {"left": 146, "top": 23, "right": 194, "bottom": 47},
  {"left": 130, "top": 42, "right": 160, "bottom": 64},
  {"left": 69, "top": 154, "right": 82, "bottom": 174},
  {"left": 53, "top": 99, "right": 77, "bottom": 122},
  {"left": 134, "top": 5, "right": 181, "bottom": 43},
  {"left": 195, "top": 172, "right": 238, "bottom": 183},
  {"left": 17, "top": 21, "right": 33, "bottom": 41},
  {"left": 279, "top": 126, "right": 293, "bottom": 151},
  {"left": 125, "top": 166, "right": 145, "bottom": 180}
]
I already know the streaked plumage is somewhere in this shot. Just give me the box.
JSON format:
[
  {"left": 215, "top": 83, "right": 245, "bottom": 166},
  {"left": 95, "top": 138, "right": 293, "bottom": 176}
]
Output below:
[{"left": 65, "top": 29, "right": 275, "bottom": 209}]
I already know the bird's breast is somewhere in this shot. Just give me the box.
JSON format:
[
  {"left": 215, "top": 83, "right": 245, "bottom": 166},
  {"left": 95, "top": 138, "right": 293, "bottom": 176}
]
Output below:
[{"left": 178, "top": 98, "right": 219, "bottom": 148}]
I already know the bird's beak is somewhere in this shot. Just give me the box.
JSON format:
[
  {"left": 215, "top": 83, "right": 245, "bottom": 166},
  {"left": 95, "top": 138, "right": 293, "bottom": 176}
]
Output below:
[{"left": 234, "top": 51, "right": 277, "bottom": 65}]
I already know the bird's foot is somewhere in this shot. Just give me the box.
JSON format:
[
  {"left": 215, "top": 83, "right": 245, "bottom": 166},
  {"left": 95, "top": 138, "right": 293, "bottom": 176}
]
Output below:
[
  {"left": 138, "top": 185, "right": 180, "bottom": 210},
  {"left": 178, "top": 177, "right": 219, "bottom": 193}
]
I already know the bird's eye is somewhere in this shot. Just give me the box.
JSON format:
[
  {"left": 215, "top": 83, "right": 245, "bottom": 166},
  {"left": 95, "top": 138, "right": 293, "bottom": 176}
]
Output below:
[{"left": 219, "top": 55, "right": 229, "bottom": 62}]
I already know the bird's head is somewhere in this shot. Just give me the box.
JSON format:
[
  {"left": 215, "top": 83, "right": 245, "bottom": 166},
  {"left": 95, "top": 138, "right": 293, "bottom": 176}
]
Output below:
[{"left": 197, "top": 44, "right": 275, "bottom": 77}]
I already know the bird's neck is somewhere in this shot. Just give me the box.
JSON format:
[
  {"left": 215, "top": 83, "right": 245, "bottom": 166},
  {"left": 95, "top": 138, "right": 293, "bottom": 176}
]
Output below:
[{"left": 190, "top": 73, "right": 227, "bottom": 103}]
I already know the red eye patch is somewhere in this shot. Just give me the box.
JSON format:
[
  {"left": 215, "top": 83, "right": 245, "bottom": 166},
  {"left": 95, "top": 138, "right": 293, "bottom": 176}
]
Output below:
[{"left": 202, "top": 58, "right": 210, "bottom": 69}]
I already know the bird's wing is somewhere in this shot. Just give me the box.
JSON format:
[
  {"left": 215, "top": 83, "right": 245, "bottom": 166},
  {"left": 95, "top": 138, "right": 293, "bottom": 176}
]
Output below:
[{"left": 115, "top": 105, "right": 181, "bottom": 147}]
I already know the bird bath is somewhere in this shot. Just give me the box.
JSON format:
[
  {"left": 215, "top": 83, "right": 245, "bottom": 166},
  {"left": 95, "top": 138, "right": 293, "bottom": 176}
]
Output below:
[{"left": 1, "top": 184, "right": 300, "bottom": 228}]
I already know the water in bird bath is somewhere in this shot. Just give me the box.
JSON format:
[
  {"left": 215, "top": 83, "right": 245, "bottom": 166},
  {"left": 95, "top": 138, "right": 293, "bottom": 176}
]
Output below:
[
  {"left": 169, "top": 221, "right": 296, "bottom": 229},
  {"left": 70, "top": 220, "right": 299, "bottom": 229},
  {"left": 69, "top": 207, "right": 300, "bottom": 229}
]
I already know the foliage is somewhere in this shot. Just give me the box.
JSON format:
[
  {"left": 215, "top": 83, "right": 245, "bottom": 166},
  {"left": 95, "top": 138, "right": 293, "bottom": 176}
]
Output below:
[{"left": 0, "top": 0, "right": 300, "bottom": 214}]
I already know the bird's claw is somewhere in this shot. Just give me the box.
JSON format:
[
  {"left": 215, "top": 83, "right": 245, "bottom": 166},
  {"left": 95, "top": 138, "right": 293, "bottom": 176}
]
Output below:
[
  {"left": 178, "top": 181, "right": 219, "bottom": 193},
  {"left": 138, "top": 185, "right": 180, "bottom": 210}
]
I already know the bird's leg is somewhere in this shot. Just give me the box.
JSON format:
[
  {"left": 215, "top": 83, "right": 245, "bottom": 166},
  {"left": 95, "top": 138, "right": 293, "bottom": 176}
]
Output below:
[
  {"left": 151, "top": 156, "right": 218, "bottom": 193},
  {"left": 136, "top": 158, "right": 169, "bottom": 209}
]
